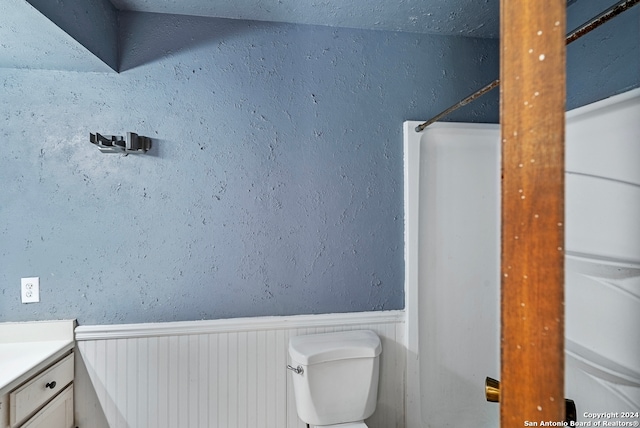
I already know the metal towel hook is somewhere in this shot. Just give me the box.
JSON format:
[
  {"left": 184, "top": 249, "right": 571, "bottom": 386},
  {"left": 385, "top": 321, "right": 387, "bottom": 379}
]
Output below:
[
  {"left": 89, "top": 132, "right": 152, "bottom": 154},
  {"left": 287, "top": 365, "right": 304, "bottom": 375}
]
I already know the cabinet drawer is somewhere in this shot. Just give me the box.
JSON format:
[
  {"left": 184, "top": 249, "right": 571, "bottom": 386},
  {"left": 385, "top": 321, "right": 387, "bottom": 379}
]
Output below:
[
  {"left": 9, "top": 353, "right": 74, "bottom": 427},
  {"left": 20, "top": 384, "right": 73, "bottom": 428},
  {"left": 1, "top": 393, "right": 8, "bottom": 428}
]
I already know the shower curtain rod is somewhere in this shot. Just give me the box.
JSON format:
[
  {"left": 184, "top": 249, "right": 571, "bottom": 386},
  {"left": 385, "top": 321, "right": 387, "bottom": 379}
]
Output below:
[{"left": 414, "top": 0, "right": 640, "bottom": 132}]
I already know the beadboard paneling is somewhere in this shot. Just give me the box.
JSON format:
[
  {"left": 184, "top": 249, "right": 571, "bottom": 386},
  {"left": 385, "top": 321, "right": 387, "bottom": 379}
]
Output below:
[{"left": 75, "top": 311, "right": 405, "bottom": 428}]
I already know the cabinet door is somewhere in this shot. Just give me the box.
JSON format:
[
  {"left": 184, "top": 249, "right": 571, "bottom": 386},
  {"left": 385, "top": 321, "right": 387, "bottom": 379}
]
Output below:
[
  {"left": 20, "top": 384, "right": 73, "bottom": 428},
  {"left": 10, "top": 353, "right": 74, "bottom": 426},
  {"left": 1, "top": 394, "right": 8, "bottom": 428}
]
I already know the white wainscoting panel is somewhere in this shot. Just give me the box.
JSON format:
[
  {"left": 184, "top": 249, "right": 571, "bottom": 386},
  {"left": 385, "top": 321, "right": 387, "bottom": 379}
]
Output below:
[{"left": 74, "top": 311, "right": 406, "bottom": 428}]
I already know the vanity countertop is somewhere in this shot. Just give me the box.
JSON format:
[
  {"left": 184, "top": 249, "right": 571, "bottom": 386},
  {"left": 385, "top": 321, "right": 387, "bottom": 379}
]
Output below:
[{"left": 0, "top": 320, "right": 75, "bottom": 395}]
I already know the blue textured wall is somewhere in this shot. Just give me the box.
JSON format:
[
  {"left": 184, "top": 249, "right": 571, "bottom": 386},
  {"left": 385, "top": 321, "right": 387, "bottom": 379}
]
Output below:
[
  {"left": 566, "top": 0, "right": 640, "bottom": 109},
  {"left": 1, "top": 3, "right": 637, "bottom": 326},
  {"left": 0, "top": 14, "right": 499, "bottom": 324},
  {"left": 25, "top": 0, "right": 119, "bottom": 71}
]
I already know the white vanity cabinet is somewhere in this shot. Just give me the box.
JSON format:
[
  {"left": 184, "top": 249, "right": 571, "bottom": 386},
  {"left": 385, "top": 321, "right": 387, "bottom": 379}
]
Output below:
[
  {"left": 0, "top": 320, "right": 76, "bottom": 428},
  {"left": 8, "top": 352, "right": 74, "bottom": 428}
]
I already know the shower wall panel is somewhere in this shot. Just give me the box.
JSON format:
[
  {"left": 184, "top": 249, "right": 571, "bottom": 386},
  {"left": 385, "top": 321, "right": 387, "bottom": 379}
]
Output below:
[{"left": 404, "top": 88, "right": 640, "bottom": 428}]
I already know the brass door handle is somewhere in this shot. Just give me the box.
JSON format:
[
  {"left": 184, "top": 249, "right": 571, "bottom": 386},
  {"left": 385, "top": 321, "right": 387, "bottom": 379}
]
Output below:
[
  {"left": 485, "top": 376, "right": 499, "bottom": 402},
  {"left": 485, "top": 377, "right": 576, "bottom": 423}
]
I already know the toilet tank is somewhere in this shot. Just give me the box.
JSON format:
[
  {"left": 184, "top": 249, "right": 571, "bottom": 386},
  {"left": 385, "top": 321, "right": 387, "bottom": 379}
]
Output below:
[{"left": 288, "top": 330, "right": 382, "bottom": 426}]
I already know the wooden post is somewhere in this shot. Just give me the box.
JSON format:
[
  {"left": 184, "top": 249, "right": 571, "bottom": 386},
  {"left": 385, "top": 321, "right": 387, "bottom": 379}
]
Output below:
[{"left": 500, "top": 1, "right": 566, "bottom": 427}]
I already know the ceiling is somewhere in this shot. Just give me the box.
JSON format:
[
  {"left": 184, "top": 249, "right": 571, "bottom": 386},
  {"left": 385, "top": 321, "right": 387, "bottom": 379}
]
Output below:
[
  {"left": 0, "top": 0, "right": 503, "bottom": 72},
  {"left": 109, "top": 0, "right": 501, "bottom": 38},
  {"left": 1, "top": 0, "right": 623, "bottom": 72}
]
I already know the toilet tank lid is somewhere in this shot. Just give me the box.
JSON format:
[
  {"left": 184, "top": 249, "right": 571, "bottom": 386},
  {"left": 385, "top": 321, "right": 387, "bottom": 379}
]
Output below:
[{"left": 288, "top": 330, "right": 381, "bottom": 365}]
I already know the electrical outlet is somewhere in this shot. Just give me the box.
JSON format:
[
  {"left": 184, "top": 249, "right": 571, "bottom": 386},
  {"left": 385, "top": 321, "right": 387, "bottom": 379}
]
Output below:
[{"left": 21, "top": 277, "right": 40, "bottom": 303}]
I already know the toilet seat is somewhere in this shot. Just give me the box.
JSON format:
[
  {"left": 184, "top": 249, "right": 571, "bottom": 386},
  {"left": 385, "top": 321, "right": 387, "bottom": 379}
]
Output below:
[{"left": 314, "top": 422, "right": 368, "bottom": 428}]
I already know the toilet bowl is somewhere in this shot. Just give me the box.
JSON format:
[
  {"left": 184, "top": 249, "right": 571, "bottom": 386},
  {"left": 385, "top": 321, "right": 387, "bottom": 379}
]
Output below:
[
  {"left": 288, "top": 330, "right": 382, "bottom": 428},
  {"left": 321, "top": 422, "right": 368, "bottom": 428},
  {"left": 318, "top": 422, "right": 368, "bottom": 428}
]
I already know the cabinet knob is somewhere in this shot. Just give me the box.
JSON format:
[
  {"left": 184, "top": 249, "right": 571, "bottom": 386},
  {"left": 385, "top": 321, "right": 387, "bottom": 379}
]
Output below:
[{"left": 45, "top": 381, "right": 57, "bottom": 389}]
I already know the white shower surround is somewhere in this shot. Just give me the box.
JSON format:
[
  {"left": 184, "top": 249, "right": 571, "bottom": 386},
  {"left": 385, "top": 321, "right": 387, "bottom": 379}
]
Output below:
[{"left": 404, "top": 88, "right": 640, "bottom": 427}]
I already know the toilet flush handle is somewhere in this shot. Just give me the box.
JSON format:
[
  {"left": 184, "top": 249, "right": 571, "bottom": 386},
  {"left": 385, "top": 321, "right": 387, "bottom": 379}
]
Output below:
[{"left": 287, "top": 365, "right": 304, "bottom": 375}]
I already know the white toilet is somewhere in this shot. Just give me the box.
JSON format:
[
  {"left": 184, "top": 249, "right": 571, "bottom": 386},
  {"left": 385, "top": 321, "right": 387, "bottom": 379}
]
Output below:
[{"left": 288, "top": 330, "right": 382, "bottom": 428}]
